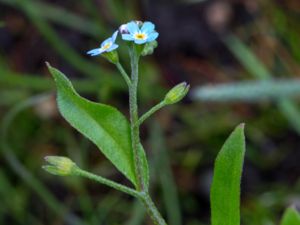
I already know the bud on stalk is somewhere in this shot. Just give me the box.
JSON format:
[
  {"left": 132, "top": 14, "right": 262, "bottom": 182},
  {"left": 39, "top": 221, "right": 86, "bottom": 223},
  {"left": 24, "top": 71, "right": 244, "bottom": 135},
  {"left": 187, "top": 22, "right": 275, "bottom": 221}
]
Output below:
[
  {"left": 43, "top": 156, "right": 79, "bottom": 176},
  {"left": 164, "top": 82, "right": 190, "bottom": 105}
]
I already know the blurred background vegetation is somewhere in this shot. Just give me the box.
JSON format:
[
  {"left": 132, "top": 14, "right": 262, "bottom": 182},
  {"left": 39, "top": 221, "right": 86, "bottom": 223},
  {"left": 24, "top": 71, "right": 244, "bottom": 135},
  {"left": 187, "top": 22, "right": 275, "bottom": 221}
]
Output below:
[{"left": 1, "top": 0, "right": 300, "bottom": 224}]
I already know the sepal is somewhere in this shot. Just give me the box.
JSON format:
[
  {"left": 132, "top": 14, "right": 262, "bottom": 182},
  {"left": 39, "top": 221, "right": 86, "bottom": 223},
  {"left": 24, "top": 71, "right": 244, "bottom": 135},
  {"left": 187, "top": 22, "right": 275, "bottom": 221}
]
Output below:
[
  {"left": 164, "top": 82, "right": 190, "bottom": 105},
  {"left": 43, "top": 156, "right": 79, "bottom": 176}
]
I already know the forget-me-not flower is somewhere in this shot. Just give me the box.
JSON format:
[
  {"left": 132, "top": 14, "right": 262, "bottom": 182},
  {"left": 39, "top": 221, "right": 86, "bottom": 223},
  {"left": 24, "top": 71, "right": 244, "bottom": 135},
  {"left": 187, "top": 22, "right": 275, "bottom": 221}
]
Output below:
[
  {"left": 87, "top": 31, "right": 119, "bottom": 56},
  {"left": 121, "top": 21, "right": 159, "bottom": 44}
]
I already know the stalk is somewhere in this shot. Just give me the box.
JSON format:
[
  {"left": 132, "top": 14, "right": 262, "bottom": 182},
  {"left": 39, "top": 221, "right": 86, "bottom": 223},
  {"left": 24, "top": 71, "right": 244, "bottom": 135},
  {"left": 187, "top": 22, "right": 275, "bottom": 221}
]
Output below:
[
  {"left": 75, "top": 169, "right": 140, "bottom": 198},
  {"left": 129, "top": 46, "right": 144, "bottom": 191},
  {"left": 140, "top": 193, "right": 167, "bottom": 225},
  {"left": 128, "top": 46, "right": 167, "bottom": 225},
  {"left": 138, "top": 101, "right": 166, "bottom": 126}
]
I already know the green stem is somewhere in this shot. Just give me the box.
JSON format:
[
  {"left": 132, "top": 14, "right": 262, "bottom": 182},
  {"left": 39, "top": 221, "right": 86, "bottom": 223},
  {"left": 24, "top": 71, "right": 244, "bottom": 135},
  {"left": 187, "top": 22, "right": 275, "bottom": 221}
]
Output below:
[
  {"left": 140, "top": 193, "right": 167, "bottom": 225},
  {"left": 116, "top": 63, "right": 132, "bottom": 87},
  {"left": 138, "top": 101, "right": 166, "bottom": 126},
  {"left": 77, "top": 169, "right": 168, "bottom": 224},
  {"left": 128, "top": 46, "right": 167, "bottom": 225},
  {"left": 75, "top": 169, "right": 140, "bottom": 198},
  {"left": 129, "top": 47, "right": 144, "bottom": 191}
]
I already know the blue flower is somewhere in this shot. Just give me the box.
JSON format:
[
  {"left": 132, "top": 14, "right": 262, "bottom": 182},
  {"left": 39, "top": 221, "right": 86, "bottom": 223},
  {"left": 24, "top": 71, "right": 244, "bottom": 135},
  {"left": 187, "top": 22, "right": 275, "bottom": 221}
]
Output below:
[
  {"left": 87, "top": 31, "right": 119, "bottom": 56},
  {"left": 121, "top": 21, "right": 159, "bottom": 45}
]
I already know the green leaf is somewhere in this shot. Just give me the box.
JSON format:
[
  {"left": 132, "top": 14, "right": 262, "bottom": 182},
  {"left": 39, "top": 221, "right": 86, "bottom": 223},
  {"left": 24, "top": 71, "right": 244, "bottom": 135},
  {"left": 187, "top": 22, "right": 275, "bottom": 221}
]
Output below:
[
  {"left": 210, "top": 124, "right": 246, "bottom": 225},
  {"left": 139, "top": 145, "right": 149, "bottom": 188},
  {"left": 47, "top": 63, "right": 149, "bottom": 187},
  {"left": 280, "top": 207, "right": 300, "bottom": 225}
]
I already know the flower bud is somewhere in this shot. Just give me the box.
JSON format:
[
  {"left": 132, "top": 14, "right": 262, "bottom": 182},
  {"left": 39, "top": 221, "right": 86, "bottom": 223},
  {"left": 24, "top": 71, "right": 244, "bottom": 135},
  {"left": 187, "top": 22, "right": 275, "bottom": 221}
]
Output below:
[
  {"left": 119, "top": 21, "right": 143, "bottom": 34},
  {"left": 141, "top": 41, "right": 158, "bottom": 56},
  {"left": 135, "top": 20, "right": 143, "bottom": 28},
  {"left": 164, "top": 82, "right": 190, "bottom": 105},
  {"left": 119, "top": 24, "right": 129, "bottom": 34},
  {"left": 43, "top": 156, "right": 78, "bottom": 176}
]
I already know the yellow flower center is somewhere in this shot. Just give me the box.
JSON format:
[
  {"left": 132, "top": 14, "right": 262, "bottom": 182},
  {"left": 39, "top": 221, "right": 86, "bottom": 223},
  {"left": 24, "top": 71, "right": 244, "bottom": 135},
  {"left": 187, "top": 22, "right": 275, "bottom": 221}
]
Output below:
[
  {"left": 134, "top": 32, "right": 147, "bottom": 40},
  {"left": 102, "top": 42, "right": 112, "bottom": 50}
]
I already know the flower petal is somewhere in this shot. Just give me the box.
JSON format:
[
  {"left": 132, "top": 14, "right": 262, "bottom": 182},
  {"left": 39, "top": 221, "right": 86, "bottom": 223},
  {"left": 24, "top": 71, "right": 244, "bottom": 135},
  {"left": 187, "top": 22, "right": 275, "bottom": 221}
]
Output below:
[
  {"left": 141, "top": 22, "right": 155, "bottom": 33},
  {"left": 122, "top": 34, "right": 134, "bottom": 41},
  {"left": 146, "top": 32, "right": 159, "bottom": 42},
  {"left": 87, "top": 48, "right": 104, "bottom": 56},
  {"left": 126, "top": 21, "right": 139, "bottom": 34},
  {"left": 111, "top": 30, "right": 118, "bottom": 42},
  {"left": 134, "top": 39, "right": 147, "bottom": 45},
  {"left": 101, "top": 37, "right": 112, "bottom": 47},
  {"left": 107, "top": 44, "right": 119, "bottom": 52}
]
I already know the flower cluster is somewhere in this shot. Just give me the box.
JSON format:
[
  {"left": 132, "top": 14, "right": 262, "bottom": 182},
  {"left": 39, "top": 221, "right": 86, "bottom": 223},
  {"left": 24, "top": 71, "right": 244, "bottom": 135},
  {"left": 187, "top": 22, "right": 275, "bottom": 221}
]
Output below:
[{"left": 87, "top": 21, "right": 159, "bottom": 57}]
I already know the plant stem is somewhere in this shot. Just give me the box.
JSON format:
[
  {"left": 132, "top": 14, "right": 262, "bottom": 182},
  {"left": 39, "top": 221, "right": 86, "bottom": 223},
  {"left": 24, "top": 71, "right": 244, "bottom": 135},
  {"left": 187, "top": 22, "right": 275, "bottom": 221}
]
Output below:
[
  {"left": 128, "top": 46, "right": 168, "bottom": 225},
  {"left": 129, "top": 47, "right": 144, "bottom": 191},
  {"left": 77, "top": 169, "right": 168, "bottom": 224},
  {"left": 75, "top": 168, "right": 140, "bottom": 198},
  {"left": 138, "top": 101, "right": 166, "bottom": 126},
  {"left": 116, "top": 62, "right": 131, "bottom": 87},
  {"left": 140, "top": 193, "right": 167, "bottom": 225}
]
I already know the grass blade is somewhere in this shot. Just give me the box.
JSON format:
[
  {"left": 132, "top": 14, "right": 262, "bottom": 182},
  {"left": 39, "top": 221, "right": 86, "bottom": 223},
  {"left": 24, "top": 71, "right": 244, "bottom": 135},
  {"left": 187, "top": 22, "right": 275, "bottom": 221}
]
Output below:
[
  {"left": 0, "top": 94, "right": 86, "bottom": 225},
  {"left": 0, "top": 0, "right": 105, "bottom": 38},
  {"left": 224, "top": 35, "right": 300, "bottom": 135},
  {"left": 193, "top": 79, "right": 300, "bottom": 102},
  {"left": 150, "top": 122, "right": 182, "bottom": 225}
]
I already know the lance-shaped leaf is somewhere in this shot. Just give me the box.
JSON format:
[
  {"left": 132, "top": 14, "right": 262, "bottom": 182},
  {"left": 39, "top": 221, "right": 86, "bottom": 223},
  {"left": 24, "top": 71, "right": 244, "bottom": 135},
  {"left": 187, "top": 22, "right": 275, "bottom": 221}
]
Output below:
[
  {"left": 47, "top": 63, "right": 148, "bottom": 187},
  {"left": 280, "top": 206, "right": 300, "bottom": 225},
  {"left": 210, "top": 124, "right": 246, "bottom": 225}
]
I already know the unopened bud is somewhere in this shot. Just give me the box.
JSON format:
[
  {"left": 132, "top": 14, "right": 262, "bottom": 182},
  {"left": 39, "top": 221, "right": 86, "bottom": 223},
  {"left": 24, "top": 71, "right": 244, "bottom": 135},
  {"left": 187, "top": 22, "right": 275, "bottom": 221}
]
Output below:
[
  {"left": 119, "top": 21, "right": 143, "bottom": 34},
  {"left": 164, "top": 82, "right": 190, "bottom": 105},
  {"left": 141, "top": 41, "right": 158, "bottom": 56},
  {"left": 119, "top": 24, "right": 129, "bottom": 34},
  {"left": 135, "top": 20, "right": 143, "bottom": 27},
  {"left": 43, "top": 156, "right": 78, "bottom": 176}
]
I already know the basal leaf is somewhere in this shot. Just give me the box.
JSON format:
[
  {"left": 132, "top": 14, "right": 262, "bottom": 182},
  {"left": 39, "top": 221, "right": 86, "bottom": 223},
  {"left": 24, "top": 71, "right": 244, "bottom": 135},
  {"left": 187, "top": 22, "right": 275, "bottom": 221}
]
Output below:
[
  {"left": 280, "top": 207, "right": 300, "bottom": 225},
  {"left": 210, "top": 124, "right": 246, "bottom": 225},
  {"left": 47, "top": 63, "right": 149, "bottom": 187}
]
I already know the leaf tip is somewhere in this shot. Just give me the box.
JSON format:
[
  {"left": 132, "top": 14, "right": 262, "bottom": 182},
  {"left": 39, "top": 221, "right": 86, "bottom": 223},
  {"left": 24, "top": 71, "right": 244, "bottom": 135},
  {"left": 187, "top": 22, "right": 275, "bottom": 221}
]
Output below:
[
  {"left": 45, "top": 62, "right": 55, "bottom": 77},
  {"left": 45, "top": 61, "right": 51, "bottom": 68},
  {"left": 238, "top": 123, "right": 245, "bottom": 130},
  {"left": 45, "top": 62, "right": 61, "bottom": 82},
  {"left": 286, "top": 205, "right": 299, "bottom": 213}
]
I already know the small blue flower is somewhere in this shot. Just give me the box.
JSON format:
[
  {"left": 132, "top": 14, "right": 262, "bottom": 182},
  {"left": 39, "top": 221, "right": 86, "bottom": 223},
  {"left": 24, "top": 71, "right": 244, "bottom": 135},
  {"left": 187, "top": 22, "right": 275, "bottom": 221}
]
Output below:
[
  {"left": 121, "top": 21, "right": 159, "bottom": 45},
  {"left": 87, "top": 31, "right": 119, "bottom": 56}
]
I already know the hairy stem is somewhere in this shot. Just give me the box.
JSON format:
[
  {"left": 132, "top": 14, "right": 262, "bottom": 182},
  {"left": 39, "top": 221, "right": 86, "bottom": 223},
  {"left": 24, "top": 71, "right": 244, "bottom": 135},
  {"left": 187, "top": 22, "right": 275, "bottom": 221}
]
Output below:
[
  {"left": 116, "top": 62, "right": 131, "bottom": 87},
  {"left": 140, "top": 193, "right": 167, "bottom": 225},
  {"left": 76, "top": 168, "right": 140, "bottom": 198},
  {"left": 129, "top": 46, "right": 167, "bottom": 225},
  {"left": 138, "top": 101, "right": 166, "bottom": 126},
  {"left": 129, "top": 47, "right": 144, "bottom": 191}
]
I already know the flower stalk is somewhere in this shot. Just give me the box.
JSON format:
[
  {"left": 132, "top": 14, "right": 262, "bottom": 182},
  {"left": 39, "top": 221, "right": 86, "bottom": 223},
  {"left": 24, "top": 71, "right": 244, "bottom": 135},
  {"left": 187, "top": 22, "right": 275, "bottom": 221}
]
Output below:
[
  {"left": 129, "top": 46, "right": 145, "bottom": 191},
  {"left": 140, "top": 193, "right": 167, "bottom": 225},
  {"left": 128, "top": 45, "right": 167, "bottom": 225},
  {"left": 75, "top": 168, "right": 140, "bottom": 198},
  {"left": 116, "top": 62, "right": 131, "bottom": 87},
  {"left": 138, "top": 101, "right": 166, "bottom": 126}
]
